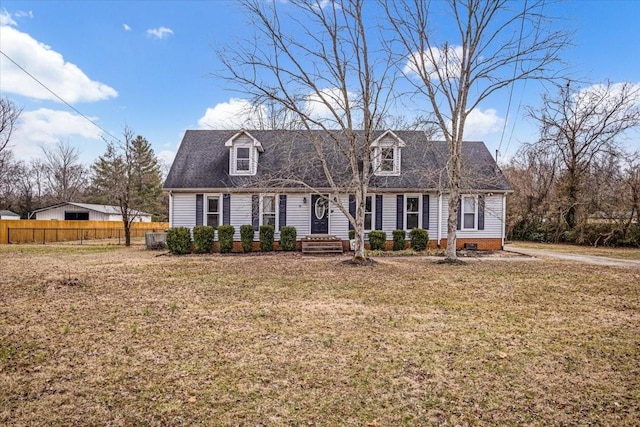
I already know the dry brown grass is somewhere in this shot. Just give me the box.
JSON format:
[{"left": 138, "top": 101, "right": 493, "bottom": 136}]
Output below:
[
  {"left": 1, "top": 244, "right": 638, "bottom": 426},
  {"left": 510, "top": 241, "right": 640, "bottom": 260}
]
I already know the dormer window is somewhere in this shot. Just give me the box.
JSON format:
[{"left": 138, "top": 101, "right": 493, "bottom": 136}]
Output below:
[
  {"left": 225, "top": 130, "right": 264, "bottom": 176},
  {"left": 236, "top": 147, "right": 250, "bottom": 172},
  {"left": 380, "top": 147, "right": 395, "bottom": 172},
  {"left": 371, "top": 130, "right": 405, "bottom": 176}
]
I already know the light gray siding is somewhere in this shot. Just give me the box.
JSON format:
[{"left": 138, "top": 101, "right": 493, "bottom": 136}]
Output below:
[
  {"left": 329, "top": 195, "right": 350, "bottom": 239},
  {"left": 439, "top": 194, "right": 504, "bottom": 239},
  {"left": 230, "top": 194, "right": 252, "bottom": 240},
  {"left": 286, "top": 194, "right": 310, "bottom": 236},
  {"left": 381, "top": 194, "right": 397, "bottom": 233},
  {"left": 172, "top": 193, "right": 196, "bottom": 229}
]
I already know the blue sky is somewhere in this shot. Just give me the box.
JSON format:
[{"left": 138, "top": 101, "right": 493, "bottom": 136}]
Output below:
[{"left": 1, "top": 0, "right": 639, "bottom": 169}]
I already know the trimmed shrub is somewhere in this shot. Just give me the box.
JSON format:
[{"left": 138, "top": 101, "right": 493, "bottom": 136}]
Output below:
[
  {"left": 193, "top": 225, "right": 214, "bottom": 254},
  {"left": 166, "top": 227, "right": 191, "bottom": 255},
  {"left": 240, "top": 224, "right": 255, "bottom": 253},
  {"left": 392, "top": 229, "right": 406, "bottom": 251},
  {"left": 348, "top": 229, "right": 355, "bottom": 240},
  {"left": 280, "top": 226, "right": 297, "bottom": 251},
  {"left": 259, "top": 225, "right": 275, "bottom": 251},
  {"left": 410, "top": 228, "right": 429, "bottom": 251},
  {"left": 217, "top": 225, "right": 235, "bottom": 254},
  {"left": 368, "top": 230, "right": 387, "bottom": 251}
]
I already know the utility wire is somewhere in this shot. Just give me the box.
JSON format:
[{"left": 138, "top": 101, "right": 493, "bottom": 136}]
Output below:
[
  {"left": 497, "top": 0, "right": 528, "bottom": 159},
  {"left": 0, "top": 49, "right": 120, "bottom": 142}
]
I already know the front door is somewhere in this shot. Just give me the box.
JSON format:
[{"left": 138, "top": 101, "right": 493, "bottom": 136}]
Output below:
[{"left": 310, "top": 194, "right": 329, "bottom": 234}]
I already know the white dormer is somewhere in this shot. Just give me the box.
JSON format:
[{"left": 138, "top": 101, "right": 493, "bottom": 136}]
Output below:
[
  {"left": 225, "top": 130, "right": 264, "bottom": 176},
  {"left": 371, "top": 130, "right": 405, "bottom": 176}
]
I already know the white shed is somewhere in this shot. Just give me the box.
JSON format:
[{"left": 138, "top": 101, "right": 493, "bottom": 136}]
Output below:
[
  {"left": 0, "top": 210, "right": 20, "bottom": 220},
  {"left": 32, "top": 203, "right": 152, "bottom": 222}
]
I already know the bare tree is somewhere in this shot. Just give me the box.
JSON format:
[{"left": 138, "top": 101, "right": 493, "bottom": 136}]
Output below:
[
  {"left": 41, "top": 140, "right": 88, "bottom": 203},
  {"left": 386, "top": 0, "right": 567, "bottom": 261},
  {"left": 219, "top": 0, "right": 398, "bottom": 261},
  {"left": 0, "top": 97, "right": 22, "bottom": 176},
  {"left": 528, "top": 80, "right": 640, "bottom": 229},
  {"left": 503, "top": 143, "right": 559, "bottom": 240},
  {"left": 0, "top": 97, "right": 22, "bottom": 155}
]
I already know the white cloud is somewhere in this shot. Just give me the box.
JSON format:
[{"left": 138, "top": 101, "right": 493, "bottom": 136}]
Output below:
[
  {"left": 146, "top": 26, "right": 174, "bottom": 39},
  {"left": 0, "top": 9, "right": 16, "bottom": 26},
  {"left": 303, "top": 87, "right": 357, "bottom": 126},
  {"left": 14, "top": 10, "right": 33, "bottom": 19},
  {"left": 0, "top": 25, "right": 118, "bottom": 103},
  {"left": 198, "top": 98, "right": 266, "bottom": 129},
  {"left": 10, "top": 108, "right": 104, "bottom": 160},
  {"left": 403, "top": 45, "right": 464, "bottom": 80},
  {"left": 461, "top": 108, "right": 505, "bottom": 140},
  {"left": 123, "top": 23, "right": 131, "bottom": 31}
]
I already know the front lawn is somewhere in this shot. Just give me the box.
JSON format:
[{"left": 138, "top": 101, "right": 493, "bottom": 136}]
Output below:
[{"left": 1, "top": 245, "right": 638, "bottom": 425}]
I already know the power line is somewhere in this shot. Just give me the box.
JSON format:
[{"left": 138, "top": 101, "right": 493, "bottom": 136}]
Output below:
[
  {"left": 0, "top": 49, "right": 120, "bottom": 142},
  {"left": 497, "top": 0, "right": 528, "bottom": 158}
]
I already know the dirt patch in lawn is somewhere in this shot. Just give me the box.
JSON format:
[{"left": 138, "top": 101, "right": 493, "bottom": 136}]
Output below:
[{"left": 1, "top": 244, "right": 638, "bottom": 425}]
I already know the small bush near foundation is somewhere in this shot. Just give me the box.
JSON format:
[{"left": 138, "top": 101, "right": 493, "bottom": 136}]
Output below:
[
  {"left": 368, "top": 230, "right": 387, "bottom": 251},
  {"left": 217, "top": 225, "right": 235, "bottom": 254},
  {"left": 348, "top": 229, "right": 355, "bottom": 240},
  {"left": 280, "top": 226, "right": 297, "bottom": 251},
  {"left": 392, "top": 229, "right": 406, "bottom": 251},
  {"left": 260, "top": 225, "right": 275, "bottom": 251},
  {"left": 410, "top": 228, "right": 429, "bottom": 251},
  {"left": 167, "top": 227, "right": 191, "bottom": 255},
  {"left": 240, "top": 224, "right": 255, "bottom": 253},
  {"left": 193, "top": 225, "right": 214, "bottom": 254}
]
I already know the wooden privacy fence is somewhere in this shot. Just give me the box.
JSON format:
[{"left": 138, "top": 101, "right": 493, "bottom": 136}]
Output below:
[{"left": 0, "top": 220, "right": 169, "bottom": 244}]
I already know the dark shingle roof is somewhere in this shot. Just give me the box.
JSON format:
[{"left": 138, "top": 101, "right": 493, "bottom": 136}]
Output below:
[{"left": 163, "top": 130, "right": 511, "bottom": 192}]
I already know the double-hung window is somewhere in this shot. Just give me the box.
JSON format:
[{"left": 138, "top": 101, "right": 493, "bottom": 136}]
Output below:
[
  {"left": 380, "top": 148, "right": 394, "bottom": 172},
  {"left": 206, "top": 196, "right": 220, "bottom": 228},
  {"left": 406, "top": 196, "right": 419, "bottom": 229},
  {"left": 261, "top": 195, "right": 276, "bottom": 228},
  {"left": 364, "top": 195, "right": 373, "bottom": 230},
  {"left": 236, "top": 147, "right": 250, "bottom": 173},
  {"left": 462, "top": 196, "right": 477, "bottom": 230}
]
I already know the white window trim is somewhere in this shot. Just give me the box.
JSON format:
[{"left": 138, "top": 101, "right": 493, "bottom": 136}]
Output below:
[
  {"left": 259, "top": 194, "right": 279, "bottom": 231},
  {"left": 235, "top": 146, "right": 251, "bottom": 173},
  {"left": 204, "top": 194, "right": 222, "bottom": 228},
  {"left": 404, "top": 194, "right": 422, "bottom": 231},
  {"left": 373, "top": 145, "right": 401, "bottom": 176},
  {"left": 363, "top": 194, "right": 375, "bottom": 231},
  {"left": 461, "top": 195, "right": 478, "bottom": 231},
  {"left": 225, "top": 130, "right": 263, "bottom": 177},
  {"left": 230, "top": 143, "right": 256, "bottom": 176}
]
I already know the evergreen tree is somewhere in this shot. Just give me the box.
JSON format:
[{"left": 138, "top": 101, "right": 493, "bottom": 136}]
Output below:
[{"left": 91, "top": 127, "right": 165, "bottom": 246}]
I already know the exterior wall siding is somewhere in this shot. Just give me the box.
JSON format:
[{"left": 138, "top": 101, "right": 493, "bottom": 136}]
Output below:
[
  {"left": 329, "top": 195, "right": 350, "bottom": 239},
  {"left": 172, "top": 193, "right": 196, "bottom": 229},
  {"left": 439, "top": 194, "right": 504, "bottom": 240},
  {"left": 229, "top": 194, "right": 252, "bottom": 240},
  {"left": 168, "top": 191, "right": 506, "bottom": 249},
  {"left": 286, "top": 194, "right": 310, "bottom": 236}
]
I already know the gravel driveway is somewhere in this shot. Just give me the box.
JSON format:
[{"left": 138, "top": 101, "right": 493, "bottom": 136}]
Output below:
[{"left": 505, "top": 245, "right": 640, "bottom": 269}]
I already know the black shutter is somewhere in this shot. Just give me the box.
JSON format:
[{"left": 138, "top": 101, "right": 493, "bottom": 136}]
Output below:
[
  {"left": 348, "top": 195, "right": 356, "bottom": 230},
  {"left": 422, "top": 194, "right": 429, "bottom": 230},
  {"left": 396, "top": 195, "right": 404, "bottom": 230},
  {"left": 252, "top": 195, "right": 259, "bottom": 231},
  {"left": 279, "top": 195, "right": 287, "bottom": 230},
  {"left": 478, "top": 195, "right": 485, "bottom": 230},
  {"left": 375, "top": 194, "right": 383, "bottom": 230},
  {"left": 223, "top": 194, "right": 231, "bottom": 225},
  {"left": 456, "top": 197, "right": 461, "bottom": 230},
  {"left": 196, "top": 194, "right": 203, "bottom": 226}
]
